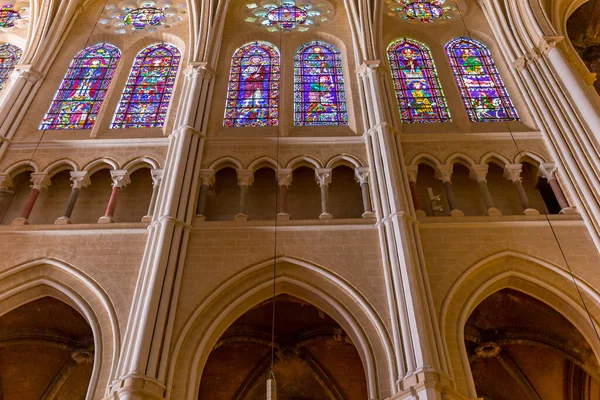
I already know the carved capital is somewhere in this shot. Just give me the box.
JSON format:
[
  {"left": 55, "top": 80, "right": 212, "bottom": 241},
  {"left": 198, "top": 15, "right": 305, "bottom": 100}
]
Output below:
[
  {"left": 30, "top": 172, "right": 50, "bottom": 191},
  {"left": 13, "top": 65, "right": 44, "bottom": 83},
  {"left": 185, "top": 61, "right": 216, "bottom": 79},
  {"left": 503, "top": 163, "right": 523, "bottom": 182},
  {"left": 355, "top": 60, "right": 381, "bottom": 77},
  {"left": 355, "top": 167, "right": 371, "bottom": 185},
  {"left": 469, "top": 164, "right": 489, "bottom": 182},
  {"left": 538, "top": 36, "right": 564, "bottom": 56},
  {"left": 405, "top": 165, "right": 419, "bottom": 183},
  {"left": 315, "top": 168, "right": 332, "bottom": 186},
  {"left": 435, "top": 164, "right": 454, "bottom": 183},
  {"left": 0, "top": 173, "right": 13, "bottom": 191},
  {"left": 199, "top": 169, "right": 215, "bottom": 186},
  {"left": 538, "top": 162, "right": 558, "bottom": 181},
  {"left": 151, "top": 169, "right": 164, "bottom": 187},
  {"left": 237, "top": 169, "right": 254, "bottom": 187},
  {"left": 277, "top": 168, "right": 293, "bottom": 187},
  {"left": 70, "top": 171, "right": 91, "bottom": 189},
  {"left": 110, "top": 170, "right": 130, "bottom": 189}
]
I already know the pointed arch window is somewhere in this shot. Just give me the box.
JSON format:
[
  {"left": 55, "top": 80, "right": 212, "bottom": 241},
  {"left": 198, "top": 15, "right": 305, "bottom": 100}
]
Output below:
[
  {"left": 445, "top": 37, "right": 519, "bottom": 122},
  {"left": 294, "top": 40, "right": 348, "bottom": 126},
  {"left": 223, "top": 41, "right": 279, "bottom": 128},
  {"left": 387, "top": 38, "right": 450, "bottom": 123},
  {"left": 40, "top": 43, "right": 121, "bottom": 130},
  {"left": 0, "top": 43, "right": 21, "bottom": 90},
  {"left": 111, "top": 43, "right": 181, "bottom": 129}
]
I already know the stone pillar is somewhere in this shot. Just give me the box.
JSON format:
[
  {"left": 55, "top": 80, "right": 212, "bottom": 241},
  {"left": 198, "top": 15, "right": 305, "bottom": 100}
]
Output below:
[
  {"left": 277, "top": 168, "right": 292, "bottom": 221},
  {"left": 436, "top": 164, "right": 464, "bottom": 217},
  {"left": 315, "top": 168, "right": 333, "bottom": 219},
  {"left": 12, "top": 172, "right": 50, "bottom": 225},
  {"left": 55, "top": 171, "right": 90, "bottom": 224},
  {"left": 235, "top": 169, "right": 254, "bottom": 221},
  {"left": 98, "top": 170, "right": 130, "bottom": 224},
  {"left": 538, "top": 162, "right": 577, "bottom": 214},
  {"left": 470, "top": 164, "right": 502, "bottom": 216},
  {"left": 503, "top": 164, "right": 539, "bottom": 215},
  {"left": 142, "top": 169, "right": 164, "bottom": 223},
  {"left": 355, "top": 167, "right": 375, "bottom": 219},
  {"left": 405, "top": 165, "right": 426, "bottom": 217},
  {"left": 196, "top": 169, "right": 215, "bottom": 221}
]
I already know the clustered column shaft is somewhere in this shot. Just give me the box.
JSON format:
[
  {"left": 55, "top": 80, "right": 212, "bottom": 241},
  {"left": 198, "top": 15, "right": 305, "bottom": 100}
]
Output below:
[
  {"left": 471, "top": 164, "right": 502, "bottom": 216},
  {"left": 55, "top": 171, "right": 90, "bottom": 224},
  {"left": 12, "top": 172, "right": 50, "bottom": 225},
  {"left": 235, "top": 169, "right": 254, "bottom": 221},
  {"left": 98, "top": 170, "right": 131, "bottom": 224},
  {"left": 315, "top": 168, "right": 332, "bottom": 220},
  {"left": 504, "top": 164, "right": 539, "bottom": 215},
  {"left": 277, "top": 169, "right": 292, "bottom": 221},
  {"left": 436, "top": 164, "right": 464, "bottom": 217}
]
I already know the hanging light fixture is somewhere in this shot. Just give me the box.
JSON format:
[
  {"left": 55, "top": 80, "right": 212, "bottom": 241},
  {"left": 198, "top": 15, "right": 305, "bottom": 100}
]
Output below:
[{"left": 385, "top": 0, "right": 455, "bottom": 24}]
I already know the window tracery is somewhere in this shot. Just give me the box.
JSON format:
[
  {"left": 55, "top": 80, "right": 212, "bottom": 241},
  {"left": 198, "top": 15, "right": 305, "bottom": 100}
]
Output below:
[
  {"left": 445, "top": 37, "right": 519, "bottom": 122},
  {"left": 387, "top": 38, "right": 451, "bottom": 123},
  {"left": 0, "top": 43, "right": 21, "bottom": 89},
  {"left": 294, "top": 40, "right": 347, "bottom": 126},
  {"left": 223, "top": 41, "right": 280, "bottom": 128},
  {"left": 40, "top": 43, "right": 121, "bottom": 130},
  {"left": 111, "top": 43, "right": 181, "bottom": 129}
]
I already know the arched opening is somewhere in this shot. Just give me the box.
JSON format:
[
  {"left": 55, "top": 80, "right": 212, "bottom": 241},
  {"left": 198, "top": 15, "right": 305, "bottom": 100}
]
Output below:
[
  {"left": 415, "top": 163, "right": 448, "bottom": 216},
  {"left": 486, "top": 163, "right": 522, "bottom": 215},
  {"left": 70, "top": 169, "right": 113, "bottom": 224},
  {"left": 29, "top": 170, "right": 72, "bottom": 224},
  {"left": 198, "top": 294, "right": 368, "bottom": 399},
  {"left": 205, "top": 167, "right": 239, "bottom": 221},
  {"left": 520, "top": 162, "right": 547, "bottom": 214},
  {"left": 567, "top": 0, "right": 600, "bottom": 96},
  {"left": 466, "top": 289, "right": 600, "bottom": 399},
  {"left": 0, "top": 171, "right": 32, "bottom": 224},
  {"left": 452, "top": 164, "right": 486, "bottom": 216},
  {"left": 247, "top": 167, "right": 277, "bottom": 221},
  {"left": 113, "top": 168, "right": 153, "bottom": 223},
  {"left": 329, "top": 165, "right": 363, "bottom": 219},
  {"left": 0, "top": 296, "right": 94, "bottom": 399},
  {"left": 288, "top": 167, "right": 321, "bottom": 220}
]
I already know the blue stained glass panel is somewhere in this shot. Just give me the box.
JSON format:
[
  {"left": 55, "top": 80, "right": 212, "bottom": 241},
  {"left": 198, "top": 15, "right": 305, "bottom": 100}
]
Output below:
[{"left": 0, "top": 43, "right": 21, "bottom": 89}]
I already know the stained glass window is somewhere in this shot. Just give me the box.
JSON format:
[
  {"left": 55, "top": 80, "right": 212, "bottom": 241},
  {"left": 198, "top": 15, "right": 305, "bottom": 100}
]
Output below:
[
  {"left": 0, "top": 4, "right": 20, "bottom": 28},
  {"left": 0, "top": 43, "right": 21, "bottom": 89},
  {"left": 112, "top": 43, "right": 181, "bottom": 129},
  {"left": 445, "top": 37, "right": 519, "bottom": 122},
  {"left": 387, "top": 38, "right": 450, "bottom": 123},
  {"left": 294, "top": 40, "right": 347, "bottom": 126},
  {"left": 223, "top": 41, "right": 279, "bottom": 128},
  {"left": 40, "top": 43, "right": 120, "bottom": 130}
]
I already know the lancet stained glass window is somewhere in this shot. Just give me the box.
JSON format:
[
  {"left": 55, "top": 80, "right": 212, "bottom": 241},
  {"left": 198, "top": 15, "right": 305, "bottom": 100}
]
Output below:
[
  {"left": 294, "top": 40, "right": 348, "bottom": 126},
  {"left": 445, "top": 37, "right": 518, "bottom": 122},
  {"left": 40, "top": 43, "right": 120, "bottom": 130},
  {"left": 387, "top": 38, "right": 450, "bottom": 123},
  {"left": 112, "top": 43, "right": 180, "bottom": 129},
  {"left": 0, "top": 43, "right": 21, "bottom": 89},
  {"left": 224, "top": 41, "right": 279, "bottom": 128}
]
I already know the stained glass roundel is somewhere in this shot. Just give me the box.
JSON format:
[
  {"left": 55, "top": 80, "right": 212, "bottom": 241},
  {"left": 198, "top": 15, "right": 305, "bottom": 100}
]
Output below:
[
  {"left": 387, "top": 38, "right": 451, "bottom": 123},
  {"left": 0, "top": 4, "right": 20, "bottom": 28},
  {"left": 223, "top": 41, "right": 280, "bottom": 128},
  {"left": 0, "top": 43, "right": 22, "bottom": 90},
  {"left": 445, "top": 37, "right": 519, "bottom": 122}
]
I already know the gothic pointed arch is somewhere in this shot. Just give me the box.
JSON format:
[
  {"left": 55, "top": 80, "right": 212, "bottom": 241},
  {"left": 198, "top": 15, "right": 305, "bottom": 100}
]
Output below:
[
  {"left": 386, "top": 37, "right": 450, "bottom": 123},
  {"left": 445, "top": 37, "right": 519, "bottom": 122},
  {"left": 223, "top": 41, "right": 280, "bottom": 128},
  {"left": 111, "top": 43, "right": 181, "bottom": 129},
  {"left": 0, "top": 42, "right": 21, "bottom": 90},
  {"left": 40, "top": 43, "right": 121, "bottom": 130},
  {"left": 294, "top": 40, "right": 348, "bottom": 126}
]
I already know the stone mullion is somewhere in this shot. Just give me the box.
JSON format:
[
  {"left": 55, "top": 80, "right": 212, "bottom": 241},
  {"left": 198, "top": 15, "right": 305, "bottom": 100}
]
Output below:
[{"left": 359, "top": 61, "right": 448, "bottom": 397}]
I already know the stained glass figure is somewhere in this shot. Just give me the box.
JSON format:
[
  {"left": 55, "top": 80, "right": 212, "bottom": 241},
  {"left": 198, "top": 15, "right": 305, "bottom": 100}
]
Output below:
[
  {"left": 112, "top": 43, "right": 181, "bottom": 129},
  {"left": 0, "top": 43, "right": 21, "bottom": 89},
  {"left": 387, "top": 38, "right": 450, "bottom": 123},
  {"left": 446, "top": 37, "right": 519, "bottom": 122},
  {"left": 294, "top": 40, "right": 348, "bottom": 126},
  {"left": 223, "top": 41, "right": 279, "bottom": 128},
  {"left": 40, "top": 43, "right": 121, "bottom": 130},
  {"left": 0, "top": 4, "right": 20, "bottom": 28}
]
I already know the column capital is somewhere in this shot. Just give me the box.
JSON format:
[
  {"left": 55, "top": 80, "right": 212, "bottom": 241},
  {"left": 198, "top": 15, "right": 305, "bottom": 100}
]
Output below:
[
  {"left": 13, "top": 65, "right": 44, "bottom": 83},
  {"left": 70, "top": 171, "right": 91, "bottom": 189},
  {"left": 538, "top": 36, "right": 564, "bottom": 57},
  {"left": 277, "top": 168, "right": 293, "bottom": 187},
  {"left": 0, "top": 173, "right": 13, "bottom": 191},
  {"left": 355, "top": 60, "right": 382, "bottom": 77},
  {"left": 315, "top": 168, "right": 332, "bottom": 186},
  {"left": 405, "top": 165, "right": 419, "bottom": 183},
  {"left": 30, "top": 172, "right": 50, "bottom": 190},
  {"left": 237, "top": 169, "right": 254, "bottom": 186},
  {"left": 469, "top": 164, "right": 489, "bottom": 182},
  {"left": 355, "top": 166, "right": 371, "bottom": 184},
  {"left": 172, "top": 124, "right": 205, "bottom": 139},
  {"left": 435, "top": 164, "right": 454, "bottom": 183},
  {"left": 110, "top": 169, "right": 130, "bottom": 188},
  {"left": 503, "top": 163, "right": 523, "bottom": 182},
  {"left": 538, "top": 162, "right": 558, "bottom": 180},
  {"left": 199, "top": 169, "right": 215, "bottom": 186},
  {"left": 151, "top": 169, "right": 164, "bottom": 187},
  {"left": 185, "top": 61, "right": 216, "bottom": 79}
]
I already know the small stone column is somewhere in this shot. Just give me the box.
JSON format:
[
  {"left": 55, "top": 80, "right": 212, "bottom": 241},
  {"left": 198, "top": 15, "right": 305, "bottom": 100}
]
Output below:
[
  {"left": 142, "top": 169, "right": 164, "bottom": 223},
  {"left": 405, "top": 165, "right": 426, "bottom": 218},
  {"left": 196, "top": 169, "right": 215, "bottom": 221},
  {"left": 315, "top": 168, "right": 333, "bottom": 220},
  {"left": 235, "top": 169, "right": 254, "bottom": 221},
  {"left": 503, "top": 163, "right": 539, "bottom": 215},
  {"left": 98, "top": 170, "right": 130, "bottom": 224},
  {"left": 470, "top": 164, "right": 502, "bottom": 216},
  {"left": 355, "top": 167, "right": 376, "bottom": 219},
  {"left": 12, "top": 172, "right": 51, "bottom": 225},
  {"left": 538, "top": 162, "right": 577, "bottom": 214},
  {"left": 55, "top": 171, "right": 91, "bottom": 225},
  {"left": 277, "top": 169, "right": 292, "bottom": 221},
  {"left": 436, "top": 164, "right": 464, "bottom": 217}
]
